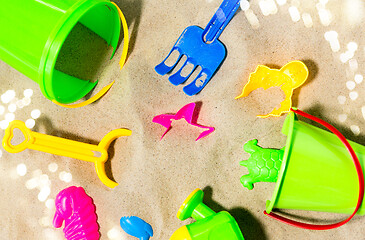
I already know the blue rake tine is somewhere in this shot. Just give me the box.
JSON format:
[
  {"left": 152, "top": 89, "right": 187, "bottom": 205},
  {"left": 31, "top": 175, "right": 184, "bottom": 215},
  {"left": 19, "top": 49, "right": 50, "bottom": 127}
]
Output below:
[
  {"left": 183, "top": 69, "right": 212, "bottom": 96},
  {"left": 155, "top": 48, "right": 182, "bottom": 76},
  {"left": 168, "top": 59, "right": 196, "bottom": 86}
]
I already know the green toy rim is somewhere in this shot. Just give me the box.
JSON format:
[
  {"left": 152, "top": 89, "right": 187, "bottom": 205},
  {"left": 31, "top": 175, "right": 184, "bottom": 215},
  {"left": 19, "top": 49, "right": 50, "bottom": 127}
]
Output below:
[
  {"left": 265, "top": 111, "right": 296, "bottom": 213},
  {"left": 177, "top": 188, "right": 203, "bottom": 220},
  {"left": 38, "top": 0, "right": 119, "bottom": 103}
]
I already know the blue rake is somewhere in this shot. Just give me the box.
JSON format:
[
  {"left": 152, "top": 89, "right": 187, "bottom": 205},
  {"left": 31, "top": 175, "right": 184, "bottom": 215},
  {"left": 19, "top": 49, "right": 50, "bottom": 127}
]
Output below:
[{"left": 155, "top": 0, "right": 241, "bottom": 96}]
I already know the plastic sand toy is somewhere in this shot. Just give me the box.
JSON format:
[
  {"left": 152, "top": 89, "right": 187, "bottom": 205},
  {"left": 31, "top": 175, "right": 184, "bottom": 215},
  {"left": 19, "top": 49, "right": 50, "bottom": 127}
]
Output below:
[
  {"left": 236, "top": 61, "right": 309, "bottom": 118},
  {"left": 2, "top": 120, "right": 132, "bottom": 188},
  {"left": 120, "top": 216, "right": 153, "bottom": 240},
  {"left": 0, "top": 0, "right": 129, "bottom": 107},
  {"left": 155, "top": 0, "right": 241, "bottom": 96},
  {"left": 170, "top": 189, "right": 245, "bottom": 240},
  {"left": 53, "top": 186, "right": 99, "bottom": 240},
  {"left": 153, "top": 102, "right": 215, "bottom": 141},
  {"left": 240, "top": 108, "right": 365, "bottom": 230},
  {"left": 240, "top": 139, "right": 284, "bottom": 190}
]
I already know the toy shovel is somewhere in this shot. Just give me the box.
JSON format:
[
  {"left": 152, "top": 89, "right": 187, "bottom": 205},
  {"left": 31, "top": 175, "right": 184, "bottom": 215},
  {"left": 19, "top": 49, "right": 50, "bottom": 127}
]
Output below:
[
  {"left": 155, "top": 0, "right": 241, "bottom": 96},
  {"left": 2, "top": 120, "right": 132, "bottom": 188}
]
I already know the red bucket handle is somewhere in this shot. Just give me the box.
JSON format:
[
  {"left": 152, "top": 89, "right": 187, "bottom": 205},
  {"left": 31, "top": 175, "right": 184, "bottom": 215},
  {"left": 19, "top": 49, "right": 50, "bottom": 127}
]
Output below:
[{"left": 264, "top": 108, "right": 364, "bottom": 230}]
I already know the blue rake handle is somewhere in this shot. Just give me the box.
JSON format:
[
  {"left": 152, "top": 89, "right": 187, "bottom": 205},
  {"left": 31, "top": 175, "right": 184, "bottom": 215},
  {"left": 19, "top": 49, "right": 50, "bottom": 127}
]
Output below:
[{"left": 203, "top": 0, "right": 241, "bottom": 43}]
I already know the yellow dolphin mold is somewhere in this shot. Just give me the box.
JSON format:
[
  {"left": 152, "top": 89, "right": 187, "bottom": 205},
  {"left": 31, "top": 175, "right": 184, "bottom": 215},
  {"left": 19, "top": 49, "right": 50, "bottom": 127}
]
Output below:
[{"left": 236, "top": 60, "right": 309, "bottom": 118}]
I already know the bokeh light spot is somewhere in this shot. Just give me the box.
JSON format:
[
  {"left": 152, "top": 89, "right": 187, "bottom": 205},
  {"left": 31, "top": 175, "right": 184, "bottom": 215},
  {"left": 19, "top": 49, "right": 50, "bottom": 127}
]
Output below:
[
  {"left": 25, "top": 119, "right": 36, "bottom": 129},
  {"left": 48, "top": 163, "right": 58, "bottom": 173},
  {"left": 16, "top": 163, "right": 27, "bottom": 176},
  {"left": 31, "top": 109, "right": 41, "bottom": 119}
]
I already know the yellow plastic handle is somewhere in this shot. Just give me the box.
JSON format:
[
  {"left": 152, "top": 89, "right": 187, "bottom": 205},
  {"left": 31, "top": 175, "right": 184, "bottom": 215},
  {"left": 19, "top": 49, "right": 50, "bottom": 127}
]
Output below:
[
  {"left": 111, "top": 2, "right": 129, "bottom": 69},
  {"left": 2, "top": 120, "right": 34, "bottom": 153},
  {"left": 2, "top": 120, "right": 132, "bottom": 188},
  {"left": 96, "top": 128, "right": 132, "bottom": 188},
  {"left": 53, "top": 81, "right": 115, "bottom": 108}
]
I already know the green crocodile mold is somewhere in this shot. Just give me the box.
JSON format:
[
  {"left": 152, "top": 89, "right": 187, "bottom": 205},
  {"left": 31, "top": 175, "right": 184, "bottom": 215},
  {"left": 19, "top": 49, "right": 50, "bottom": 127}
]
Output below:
[{"left": 240, "top": 139, "right": 284, "bottom": 190}]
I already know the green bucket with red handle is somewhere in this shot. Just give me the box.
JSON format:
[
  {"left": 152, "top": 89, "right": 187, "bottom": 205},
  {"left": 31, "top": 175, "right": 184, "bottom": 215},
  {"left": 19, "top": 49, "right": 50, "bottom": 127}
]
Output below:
[{"left": 264, "top": 109, "right": 365, "bottom": 230}]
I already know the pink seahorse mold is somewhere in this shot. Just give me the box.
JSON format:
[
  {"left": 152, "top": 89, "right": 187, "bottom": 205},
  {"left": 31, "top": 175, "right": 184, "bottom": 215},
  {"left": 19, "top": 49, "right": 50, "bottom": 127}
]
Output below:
[{"left": 53, "top": 186, "right": 100, "bottom": 240}]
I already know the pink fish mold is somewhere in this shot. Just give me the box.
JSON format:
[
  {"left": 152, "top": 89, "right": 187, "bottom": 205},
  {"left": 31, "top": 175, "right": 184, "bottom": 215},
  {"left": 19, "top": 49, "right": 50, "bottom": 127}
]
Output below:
[
  {"left": 153, "top": 102, "right": 215, "bottom": 141},
  {"left": 53, "top": 186, "right": 100, "bottom": 240}
]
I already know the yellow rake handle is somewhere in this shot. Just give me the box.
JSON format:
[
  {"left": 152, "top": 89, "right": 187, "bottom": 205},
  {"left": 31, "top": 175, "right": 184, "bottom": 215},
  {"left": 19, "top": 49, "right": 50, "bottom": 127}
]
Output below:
[{"left": 2, "top": 120, "right": 131, "bottom": 188}]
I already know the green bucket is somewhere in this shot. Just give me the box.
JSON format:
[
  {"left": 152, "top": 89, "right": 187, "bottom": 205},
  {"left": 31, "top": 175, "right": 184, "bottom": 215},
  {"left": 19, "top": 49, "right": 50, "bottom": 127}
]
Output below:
[
  {"left": 0, "top": 0, "right": 121, "bottom": 103},
  {"left": 265, "top": 110, "right": 365, "bottom": 229}
]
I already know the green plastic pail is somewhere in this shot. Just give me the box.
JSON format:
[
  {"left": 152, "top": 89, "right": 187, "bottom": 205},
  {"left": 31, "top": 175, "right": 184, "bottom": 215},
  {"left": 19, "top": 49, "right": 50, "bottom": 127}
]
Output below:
[
  {"left": 0, "top": 0, "right": 121, "bottom": 103},
  {"left": 266, "top": 112, "right": 365, "bottom": 216}
]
